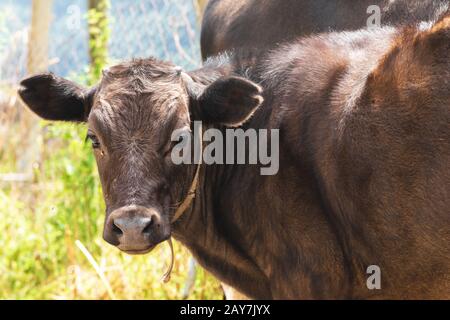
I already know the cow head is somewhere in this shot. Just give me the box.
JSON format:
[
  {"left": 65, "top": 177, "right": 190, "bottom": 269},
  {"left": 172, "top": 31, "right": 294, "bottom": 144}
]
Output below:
[{"left": 18, "top": 58, "right": 263, "bottom": 254}]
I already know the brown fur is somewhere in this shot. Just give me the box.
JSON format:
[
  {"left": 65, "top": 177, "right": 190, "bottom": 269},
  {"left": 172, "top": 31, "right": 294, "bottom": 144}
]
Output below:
[{"left": 18, "top": 12, "right": 450, "bottom": 299}]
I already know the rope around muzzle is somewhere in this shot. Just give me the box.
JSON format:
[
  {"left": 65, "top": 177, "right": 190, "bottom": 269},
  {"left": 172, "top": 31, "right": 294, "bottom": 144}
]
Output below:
[{"left": 162, "top": 125, "right": 203, "bottom": 283}]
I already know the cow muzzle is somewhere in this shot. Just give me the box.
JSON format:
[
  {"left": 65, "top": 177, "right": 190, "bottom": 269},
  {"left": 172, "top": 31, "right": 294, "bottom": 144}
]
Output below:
[{"left": 103, "top": 205, "right": 170, "bottom": 255}]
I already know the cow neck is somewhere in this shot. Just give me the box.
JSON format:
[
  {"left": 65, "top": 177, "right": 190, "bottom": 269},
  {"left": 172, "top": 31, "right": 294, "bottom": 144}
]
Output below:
[
  {"left": 161, "top": 125, "right": 203, "bottom": 283},
  {"left": 171, "top": 124, "right": 203, "bottom": 223},
  {"left": 170, "top": 58, "right": 235, "bottom": 224}
]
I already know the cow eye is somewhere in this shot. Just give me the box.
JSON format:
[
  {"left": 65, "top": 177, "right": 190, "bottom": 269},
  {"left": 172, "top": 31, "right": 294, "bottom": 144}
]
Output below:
[{"left": 86, "top": 133, "right": 101, "bottom": 149}]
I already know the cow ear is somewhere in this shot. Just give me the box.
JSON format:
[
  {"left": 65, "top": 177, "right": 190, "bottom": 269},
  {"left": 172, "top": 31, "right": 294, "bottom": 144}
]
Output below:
[
  {"left": 18, "top": 73, "right": 93, "bottom": 122},
  {"left": 190, "top": 76, "right": 263, "bottom": 127}
]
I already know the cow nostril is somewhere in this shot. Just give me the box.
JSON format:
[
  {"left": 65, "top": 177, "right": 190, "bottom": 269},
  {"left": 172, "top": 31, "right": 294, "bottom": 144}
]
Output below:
[
  {"left": 112, "top": 222, "right": 123, "bottom": 236},
  {"left": 142, "top": 218, "right": 154, "bottom": 235}
]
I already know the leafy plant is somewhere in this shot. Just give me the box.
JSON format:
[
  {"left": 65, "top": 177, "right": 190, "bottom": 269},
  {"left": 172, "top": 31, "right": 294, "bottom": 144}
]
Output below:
[{"left": 87, "top": 0, "right": 111, "bottom": 84}]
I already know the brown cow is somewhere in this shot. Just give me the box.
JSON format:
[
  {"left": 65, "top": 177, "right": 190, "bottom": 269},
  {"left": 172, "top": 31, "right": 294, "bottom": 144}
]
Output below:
[
  {"left": 200, "top": 0, "right": 450, "bottom": 299},
  {"left": 18, "top": 11, "right": 450, "bottom": 299},
  {"left": 201, "top": 0, "right": 450, "bottom": 59}
]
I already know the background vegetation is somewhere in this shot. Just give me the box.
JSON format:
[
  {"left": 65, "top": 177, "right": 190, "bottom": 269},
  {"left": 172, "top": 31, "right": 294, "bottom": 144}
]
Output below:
[{"left": 0, "top": 0, "right": 223, "bottom": 300}]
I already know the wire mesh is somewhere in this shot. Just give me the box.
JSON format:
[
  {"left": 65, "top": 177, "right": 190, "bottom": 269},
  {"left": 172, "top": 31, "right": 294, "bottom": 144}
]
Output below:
[{"left": 0, "top": 0, "right": 202, "bottom": 175}]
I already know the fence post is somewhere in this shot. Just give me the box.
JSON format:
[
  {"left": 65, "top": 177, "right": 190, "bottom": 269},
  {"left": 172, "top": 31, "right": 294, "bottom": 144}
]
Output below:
[
  {"left": 193, "top": 0, "right": 208, "bottom": 24},
  {"left": 27, "top": 0, "right": 53, "bottom": 73},
  {"left": 19, "top": 0, "right": 53, "bottom": 175}
]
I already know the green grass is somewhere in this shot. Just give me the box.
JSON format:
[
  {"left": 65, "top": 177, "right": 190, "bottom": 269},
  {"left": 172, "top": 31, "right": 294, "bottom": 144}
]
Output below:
[{"left": 0, "top": 121, "right": 223, "bottom": 300}]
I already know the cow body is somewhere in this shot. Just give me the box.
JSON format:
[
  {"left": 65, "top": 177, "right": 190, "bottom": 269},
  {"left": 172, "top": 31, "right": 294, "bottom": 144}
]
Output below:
[
  {"left": 201, "top": 0, "right": 450, "bottom": 59},
  {"left": 198, "top": 0, "right": 450, "bottom": 299},
  {"left": 179, "top": 18, "right": 450, "bottom": 299}
]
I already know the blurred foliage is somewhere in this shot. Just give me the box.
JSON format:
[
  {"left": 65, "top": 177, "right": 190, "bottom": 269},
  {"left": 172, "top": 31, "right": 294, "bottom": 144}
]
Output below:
[{"left": 87, "top": 0, "right": 111, "bottom": 84}]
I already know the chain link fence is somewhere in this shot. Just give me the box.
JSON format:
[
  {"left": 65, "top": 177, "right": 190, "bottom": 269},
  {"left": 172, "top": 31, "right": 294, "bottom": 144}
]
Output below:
[
  {"left": 1, "top": 0, "right": 200, "bottom": 81},
  {"left": 0, "top": 0, "right": 202, "bottom": 176}
]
